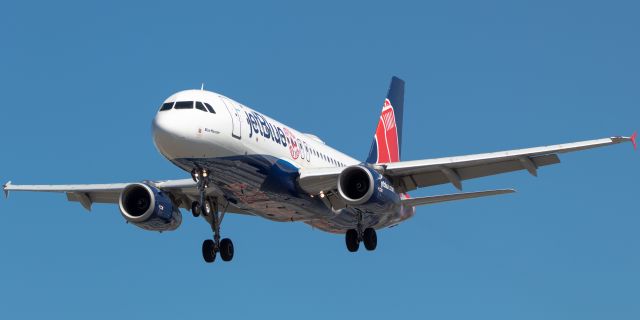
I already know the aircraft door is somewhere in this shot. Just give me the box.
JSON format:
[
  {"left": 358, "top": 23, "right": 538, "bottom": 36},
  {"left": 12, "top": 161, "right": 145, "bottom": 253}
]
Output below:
[{"left": 221, "top": 97, "right": 242, "bottom": 139}]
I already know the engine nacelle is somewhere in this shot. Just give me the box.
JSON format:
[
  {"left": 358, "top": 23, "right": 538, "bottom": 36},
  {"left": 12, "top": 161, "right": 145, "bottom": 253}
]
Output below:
[
  {"left": 118, "top": 183, "right": 182, "bottom": 232},
  {"left": 337, "top": 165, "right": 400, "bottom": 212}
]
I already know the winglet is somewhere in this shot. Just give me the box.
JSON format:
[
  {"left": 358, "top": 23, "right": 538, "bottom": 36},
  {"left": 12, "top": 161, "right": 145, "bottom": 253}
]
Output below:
[
  {"left": 631, "top": 131, "right": 637, "bottom": 150},
  {"left": 3, "top": 181, "right": 11, "bottom": 199}
]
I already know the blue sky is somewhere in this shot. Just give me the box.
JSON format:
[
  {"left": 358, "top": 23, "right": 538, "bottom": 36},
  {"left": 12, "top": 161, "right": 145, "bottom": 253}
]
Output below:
[{"left": 1, "top": 0, "right": 639, "bottom": 319}]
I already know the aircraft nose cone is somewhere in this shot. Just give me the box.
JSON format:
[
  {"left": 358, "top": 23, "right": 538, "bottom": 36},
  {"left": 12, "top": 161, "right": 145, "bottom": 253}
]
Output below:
[
  {"left": 152, "top": 112, "right": 184, "bottom": 159},
  {"left": 152, "top": 112, "right": 174, "bottom": 137},
  {"left": 152, "top": 110, "right": 212, "bottom": 160}
]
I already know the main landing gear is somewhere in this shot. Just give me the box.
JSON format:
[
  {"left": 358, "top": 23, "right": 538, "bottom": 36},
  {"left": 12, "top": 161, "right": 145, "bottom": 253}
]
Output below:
[
  {"left": 345, "top": 212, "right": 377, "bottom": 252},
  {"left": 191, "top": 168, "right": 234, "bottom": 263}
]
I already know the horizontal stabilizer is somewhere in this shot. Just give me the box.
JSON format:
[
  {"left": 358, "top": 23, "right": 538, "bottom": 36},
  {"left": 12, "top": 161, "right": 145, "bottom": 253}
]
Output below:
[
  {"left": 402, "top": 189, "right": 515, "bottom": 207},
  {"left": 3, "top": 181, "right": 11, "bottom": 198}
]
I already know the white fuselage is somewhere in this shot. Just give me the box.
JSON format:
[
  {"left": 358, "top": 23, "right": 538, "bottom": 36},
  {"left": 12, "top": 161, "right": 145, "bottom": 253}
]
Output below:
[
  {"left": 152, "top": 89, "right": 359, "bottom": 171},
  {"left": 151, "top": 89, "right": 410, "bottom": 233}
]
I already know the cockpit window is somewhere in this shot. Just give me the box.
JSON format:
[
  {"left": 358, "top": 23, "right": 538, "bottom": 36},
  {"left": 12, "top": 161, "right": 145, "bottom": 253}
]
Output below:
[
  {"left": 204, "top": 103, "right": 216, "bottom": 113},
  {"left": 195, "top": 101, "right": 207, "bottom": 112},
  {"left": 159, "top": 102, "right": 173, "bottom": 111},
  {"left": 196, "top": 101, "right": 207, "bottom": 112},
  {"left": 174, "top": 101, "right": 193, "bottom": 109}
]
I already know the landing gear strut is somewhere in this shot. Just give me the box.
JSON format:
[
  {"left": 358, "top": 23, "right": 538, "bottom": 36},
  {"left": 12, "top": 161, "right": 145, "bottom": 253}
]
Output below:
[
  {"left": 345, "top": 211, "right": 377, "bottom": 252},
  {"left": 191, "top": 168, "right": 234, "bottom": 263}
]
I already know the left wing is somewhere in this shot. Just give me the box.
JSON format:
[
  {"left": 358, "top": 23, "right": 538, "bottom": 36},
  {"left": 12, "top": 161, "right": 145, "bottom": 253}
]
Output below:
[
  {"left": 299, "top": 134, "right": 636, "bottom": 195},
  {"left": 382, "top": 135, "right": 635, "bottom": 192}
]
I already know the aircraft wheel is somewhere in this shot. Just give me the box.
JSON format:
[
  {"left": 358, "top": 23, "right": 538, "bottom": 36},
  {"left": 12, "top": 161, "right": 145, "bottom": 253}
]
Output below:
[
  {"left": 363, "top": 228, "right": 377, "bottom": 251},
  {"left": 219, "top": 238, "right": 234, "bottom": 262},
  {"left": 202, "top": 239, "right": 216, "bottom": 263},
  {"left": 191, "top": 201, "right": 201, "bottom": 217},
  {"left": 345, "top": 229, "right": 360, "bottom": 252}
]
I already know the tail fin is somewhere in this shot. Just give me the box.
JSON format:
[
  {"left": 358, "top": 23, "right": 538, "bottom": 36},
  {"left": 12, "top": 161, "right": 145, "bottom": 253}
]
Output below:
[{"left": 365, "top": 76, "right": 405, "bottom": 164}]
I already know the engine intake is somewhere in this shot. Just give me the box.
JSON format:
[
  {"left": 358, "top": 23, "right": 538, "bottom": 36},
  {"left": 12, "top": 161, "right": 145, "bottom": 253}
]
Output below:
[
  {"left": 338, "top": 166, "right": 375, "bottom": 205},
  {"left": 336, "top": 165, "right": 401, "bottom": 212},
  {"left": 119, "top": 183, "right": 181, "bottom": 231}
]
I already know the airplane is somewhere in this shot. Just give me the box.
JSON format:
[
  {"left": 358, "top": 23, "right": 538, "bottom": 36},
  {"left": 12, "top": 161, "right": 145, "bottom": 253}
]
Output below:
[{"left": 3, "top": 77, "right": 637, "bottom": 263}]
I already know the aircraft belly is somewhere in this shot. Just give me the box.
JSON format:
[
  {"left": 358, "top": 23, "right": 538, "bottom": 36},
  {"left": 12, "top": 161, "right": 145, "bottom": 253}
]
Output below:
[
  {"left": 172, "top": 154, "right": 410, "bottom": 233},
  {"left": 173, "top": 155, "right": 330, "bottom": 222}
]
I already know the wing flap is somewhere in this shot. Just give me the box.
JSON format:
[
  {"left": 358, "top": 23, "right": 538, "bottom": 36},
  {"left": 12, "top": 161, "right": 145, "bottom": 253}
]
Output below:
[
  {"left": 66, "top": 191, "right": 120, "bottom": 204},
  {"left": 402, "top": 189, "right": 516, "bottom": 207}
]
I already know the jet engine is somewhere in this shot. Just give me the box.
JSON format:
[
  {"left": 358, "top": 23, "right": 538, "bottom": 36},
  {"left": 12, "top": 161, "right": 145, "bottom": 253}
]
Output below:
[
  {"left": 336, "top": 165, "right": 400, "bottom": 212},
  {"left": 118, "top": 183, "right": 182, "bottom": 231}
]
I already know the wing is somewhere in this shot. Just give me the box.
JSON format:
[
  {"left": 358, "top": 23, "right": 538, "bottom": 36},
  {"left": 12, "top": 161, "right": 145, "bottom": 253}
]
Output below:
[
  {"left": 298, "top": 135, "right": 635, "bottom": 194},
  {"left": 2, "top": 179, "right": 246, "bottom": 214},
  {"left": 383, "top": 135, "right": 634, "bottom": 192}
]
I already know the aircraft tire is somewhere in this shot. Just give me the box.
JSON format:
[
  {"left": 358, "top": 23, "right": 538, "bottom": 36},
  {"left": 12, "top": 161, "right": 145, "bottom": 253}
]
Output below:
[
  {"left": 220, "top": 238, "right": 234, "bottom": 262},
  {"left": 191, "top": 201, "right": 201, "bottom": 217},
  {"left": 202, "top": 239, "right": 216, "bottom": 263},
  {"left": 363, "top": 228, "right": 377, "bottom": 251},
  {"left": 345, "top": 229, "right": 359, "bottom": 252}
]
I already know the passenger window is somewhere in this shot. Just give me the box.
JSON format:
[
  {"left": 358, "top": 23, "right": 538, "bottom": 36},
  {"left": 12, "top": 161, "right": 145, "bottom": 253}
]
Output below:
[
  {"left": 174, "top": 101, "right": 193, "bottom": 109},
  {"left": 159, "top": 102, "right": 173, "bottom": 111},
  {"left": 204, "top": 103, "right": 216, "bottom": 113},
  {"left": 195, "top": 102, "right": 207, "bottom": 112}
]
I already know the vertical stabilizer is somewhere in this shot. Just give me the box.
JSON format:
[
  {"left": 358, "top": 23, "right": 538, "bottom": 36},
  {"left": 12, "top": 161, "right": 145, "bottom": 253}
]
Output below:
[{"left": 365, "top": 76, "right": 405, "bottom": 164}]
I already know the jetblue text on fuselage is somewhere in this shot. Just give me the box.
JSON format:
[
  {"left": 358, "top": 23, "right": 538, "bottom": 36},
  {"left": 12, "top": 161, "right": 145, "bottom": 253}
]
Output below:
[{"left": 245, "top": 111, "right": 287, "bottom": 147}]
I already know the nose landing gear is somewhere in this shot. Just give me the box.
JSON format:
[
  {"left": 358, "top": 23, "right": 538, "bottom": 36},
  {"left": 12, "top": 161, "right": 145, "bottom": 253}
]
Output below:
[{"left": 191, "top": 168, "right": 234, "bottom": 264}]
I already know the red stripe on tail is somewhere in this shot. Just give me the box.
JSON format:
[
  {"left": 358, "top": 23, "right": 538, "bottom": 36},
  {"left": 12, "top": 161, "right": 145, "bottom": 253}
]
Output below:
[{"left": 373, "top": 99, "right": 400, "bottom": 163}]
